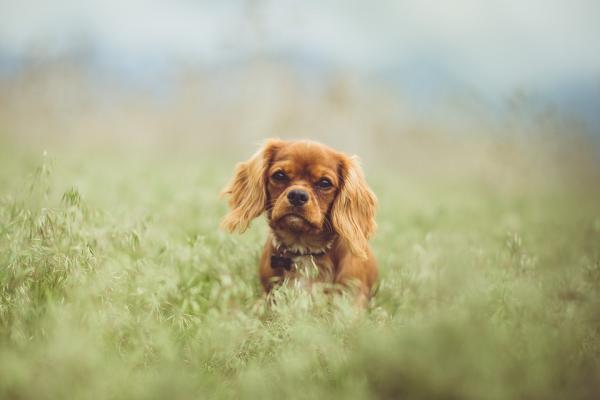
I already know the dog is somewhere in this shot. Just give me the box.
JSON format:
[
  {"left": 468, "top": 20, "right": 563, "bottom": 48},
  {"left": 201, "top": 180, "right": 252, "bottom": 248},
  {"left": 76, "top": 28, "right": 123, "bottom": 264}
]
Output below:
[{"left": 221, "top": 139, "right": 377, "bottom": 305}]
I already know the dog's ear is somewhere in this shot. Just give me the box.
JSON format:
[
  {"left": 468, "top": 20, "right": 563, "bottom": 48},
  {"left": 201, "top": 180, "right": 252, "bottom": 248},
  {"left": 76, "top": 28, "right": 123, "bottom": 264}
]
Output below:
[
  {"left": 331, "top": 155, "right": 377, "bottom": 259},
  {"left": 220, "top": 139, "right": 283, "bottom": 233}
]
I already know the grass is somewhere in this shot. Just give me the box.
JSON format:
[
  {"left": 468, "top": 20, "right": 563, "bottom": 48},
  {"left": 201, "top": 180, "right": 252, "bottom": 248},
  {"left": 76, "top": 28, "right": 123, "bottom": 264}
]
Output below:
[{"left": 0, "top": 137, "right": 599, "bottom": 400}]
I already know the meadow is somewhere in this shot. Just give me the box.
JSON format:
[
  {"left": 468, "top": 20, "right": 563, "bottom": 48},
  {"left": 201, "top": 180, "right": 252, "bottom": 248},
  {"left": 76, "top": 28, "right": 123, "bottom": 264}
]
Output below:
[{"left": 1, "top": 68, "right": 600, "bottom": 399}]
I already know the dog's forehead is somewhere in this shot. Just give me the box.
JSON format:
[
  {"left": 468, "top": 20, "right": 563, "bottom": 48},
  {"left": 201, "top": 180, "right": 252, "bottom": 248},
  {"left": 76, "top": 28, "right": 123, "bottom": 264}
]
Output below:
[{"left": 273, "top": 142, "right": 339, "bottom": 174}]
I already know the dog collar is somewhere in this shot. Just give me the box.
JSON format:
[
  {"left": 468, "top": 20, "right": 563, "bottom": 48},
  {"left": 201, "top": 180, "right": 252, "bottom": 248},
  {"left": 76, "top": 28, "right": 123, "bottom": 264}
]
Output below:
[
  {"left": 270, "top": 249, "right": 327, "bottom": 271},
  {"left": 270, "top": 255, "right": 294, "bottom": 271}
]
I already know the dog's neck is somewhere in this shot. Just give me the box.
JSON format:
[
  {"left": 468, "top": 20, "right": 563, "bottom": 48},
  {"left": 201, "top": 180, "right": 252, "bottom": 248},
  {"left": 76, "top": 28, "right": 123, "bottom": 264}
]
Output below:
[{"left": 270, "top": 229, "right": 335, "bottom": 257}]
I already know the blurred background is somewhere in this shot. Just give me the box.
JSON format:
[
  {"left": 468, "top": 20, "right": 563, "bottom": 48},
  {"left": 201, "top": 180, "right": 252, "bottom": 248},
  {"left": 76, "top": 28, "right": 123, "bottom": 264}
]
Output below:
[
  {"left": 2, "top": 4, "right": 600, "bottom": 399},
  {"left": 1, "top": 0, "right": 599, "bottom": 161}
]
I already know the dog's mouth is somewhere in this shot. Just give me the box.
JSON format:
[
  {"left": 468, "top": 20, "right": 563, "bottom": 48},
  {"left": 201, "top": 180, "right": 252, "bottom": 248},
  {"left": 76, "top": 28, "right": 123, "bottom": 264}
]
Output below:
[{"left": 272, "top": 213, "right": 321, "bottom": 232}]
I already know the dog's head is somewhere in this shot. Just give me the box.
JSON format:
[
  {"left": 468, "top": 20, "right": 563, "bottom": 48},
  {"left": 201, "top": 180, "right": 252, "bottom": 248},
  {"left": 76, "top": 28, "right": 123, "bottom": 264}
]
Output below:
[{"left": 221, "top": 139, "right": 376, "bottom": 258}]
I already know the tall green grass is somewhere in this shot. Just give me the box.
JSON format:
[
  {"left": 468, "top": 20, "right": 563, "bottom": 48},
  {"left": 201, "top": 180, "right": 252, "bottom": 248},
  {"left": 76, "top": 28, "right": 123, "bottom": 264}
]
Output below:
[{"left": 0, "top": 139, "right": 599, "bottom": 400}]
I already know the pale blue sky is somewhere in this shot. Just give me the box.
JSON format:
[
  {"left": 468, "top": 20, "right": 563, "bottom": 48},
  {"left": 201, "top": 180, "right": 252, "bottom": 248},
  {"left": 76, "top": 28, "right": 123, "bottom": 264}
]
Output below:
[{"left": 1, "top": 0, "right": 599, "bottom": 127}]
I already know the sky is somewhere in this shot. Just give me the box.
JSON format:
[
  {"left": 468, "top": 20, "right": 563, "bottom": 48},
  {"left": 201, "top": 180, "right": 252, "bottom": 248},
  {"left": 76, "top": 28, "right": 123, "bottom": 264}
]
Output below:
[{"left": 1, "top": 0, "right": 599, "bottom": 128}]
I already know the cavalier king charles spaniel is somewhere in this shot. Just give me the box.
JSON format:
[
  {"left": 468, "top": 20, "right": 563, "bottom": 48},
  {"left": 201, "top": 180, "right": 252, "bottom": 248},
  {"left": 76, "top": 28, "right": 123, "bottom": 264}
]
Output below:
[{"left": 221, "top": 139, "right": 377, "bottom": 305}]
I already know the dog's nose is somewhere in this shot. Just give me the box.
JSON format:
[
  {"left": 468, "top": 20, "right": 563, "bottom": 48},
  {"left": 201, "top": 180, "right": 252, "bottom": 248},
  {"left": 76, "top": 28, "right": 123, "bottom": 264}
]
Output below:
[{"left": 287, "top": 189, "right": 309, "bottom": 207}]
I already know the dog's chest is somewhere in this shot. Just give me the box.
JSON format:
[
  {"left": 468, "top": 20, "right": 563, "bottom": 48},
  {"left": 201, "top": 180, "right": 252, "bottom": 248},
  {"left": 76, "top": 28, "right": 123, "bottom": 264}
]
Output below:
[{"left": 277, "top": 254, "right": 335, "bottom": 289}]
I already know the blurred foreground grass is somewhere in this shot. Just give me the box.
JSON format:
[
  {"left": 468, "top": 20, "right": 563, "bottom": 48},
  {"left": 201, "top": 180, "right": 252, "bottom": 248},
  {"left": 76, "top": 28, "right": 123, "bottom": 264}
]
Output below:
[{"left": 1, "top": 132, "right": 599, "bottom": 400}]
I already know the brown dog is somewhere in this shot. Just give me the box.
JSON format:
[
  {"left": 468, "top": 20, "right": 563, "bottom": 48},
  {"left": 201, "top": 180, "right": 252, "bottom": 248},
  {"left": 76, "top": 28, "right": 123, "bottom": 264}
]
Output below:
[{"left": 221, "top": 139, "right": 377, "bottom": 304}]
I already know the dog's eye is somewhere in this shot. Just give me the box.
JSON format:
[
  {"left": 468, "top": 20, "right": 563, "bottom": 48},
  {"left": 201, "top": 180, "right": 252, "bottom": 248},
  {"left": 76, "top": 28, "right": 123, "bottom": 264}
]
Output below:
[
  {"left": 272, "top": 171, "right": 288, "bottom": 181},
  {"left": 316, "top": 178, "right": 333, "bottom": 189}
]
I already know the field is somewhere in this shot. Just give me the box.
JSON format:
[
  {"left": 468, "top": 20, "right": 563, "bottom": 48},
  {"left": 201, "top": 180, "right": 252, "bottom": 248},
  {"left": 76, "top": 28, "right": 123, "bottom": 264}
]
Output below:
[{"left": 1, "top": 70, "right": 600, "bottom": 399}]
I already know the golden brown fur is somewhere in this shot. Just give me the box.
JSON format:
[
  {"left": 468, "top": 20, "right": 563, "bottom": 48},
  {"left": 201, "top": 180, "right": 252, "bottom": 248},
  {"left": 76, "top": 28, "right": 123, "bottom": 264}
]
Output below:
[{"left": 221, "top": 139, "right": 377, "bottom": 304}]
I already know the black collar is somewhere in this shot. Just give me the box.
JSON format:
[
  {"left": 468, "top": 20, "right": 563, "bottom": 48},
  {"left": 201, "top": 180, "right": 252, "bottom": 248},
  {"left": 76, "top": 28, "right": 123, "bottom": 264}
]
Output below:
[
  {"left": 270, "top": 248, "right": 327, "bottom": 271},
  {"left": 270, "top": 255, "right": 294, "bottom": 271}
]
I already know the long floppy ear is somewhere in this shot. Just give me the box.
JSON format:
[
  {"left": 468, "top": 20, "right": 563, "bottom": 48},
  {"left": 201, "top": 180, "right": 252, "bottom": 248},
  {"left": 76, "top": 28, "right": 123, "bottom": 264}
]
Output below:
[
  {"left": 220, "top": 139, "right": 282, "bottom": 233},
  {"left": 331, "top": 155, "right": 377, "bottom": 259}
]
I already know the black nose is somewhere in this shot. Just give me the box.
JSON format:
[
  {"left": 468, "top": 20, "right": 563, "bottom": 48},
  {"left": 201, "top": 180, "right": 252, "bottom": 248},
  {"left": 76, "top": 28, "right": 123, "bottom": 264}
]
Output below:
[{"left": 287, "top": 189, "right": 309, "bottom": 207}]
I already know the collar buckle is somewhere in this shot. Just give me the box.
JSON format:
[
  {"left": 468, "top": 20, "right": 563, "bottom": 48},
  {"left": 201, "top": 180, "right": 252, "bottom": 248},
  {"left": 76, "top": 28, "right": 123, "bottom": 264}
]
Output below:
[{"left": 270, "top": 255, "right": 293, "bottom": 271}]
